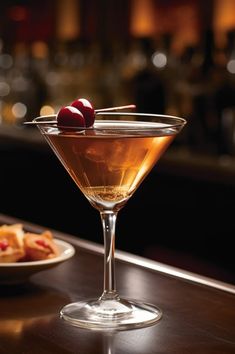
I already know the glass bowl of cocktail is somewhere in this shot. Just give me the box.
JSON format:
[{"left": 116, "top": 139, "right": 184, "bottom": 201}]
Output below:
[{"left": 31, "top": 109, "right": 186, "bottom": 330}]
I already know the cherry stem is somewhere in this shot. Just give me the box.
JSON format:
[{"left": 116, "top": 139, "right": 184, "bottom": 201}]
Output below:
[{"left": 95, "top": 104, "right": 136, "bottom": 113}]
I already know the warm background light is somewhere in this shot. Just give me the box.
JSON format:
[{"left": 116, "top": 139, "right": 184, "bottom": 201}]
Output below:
[
  {"left": 130, "top": 0, "right": 156, "bottom": 37},
  {"left": 170, "top": 3, "right": 199, "bottom": 53},
  {"left": 214, "top": 0, "right": 235, "bottom": 47},
  {"left": 56, "top": 0, "right": 80, "bottom": 40},
  {"left": 31, "top": 41, "right": 49, "bottom": 59},
  {"left": 40, "top": 105, "right": 55, "bottom": 116},
  {"left": 130, "top": 0, "right": 198, "bottom": 54},
  {"left": 214, "top": 0, "right": 235, "bottom": 31}
]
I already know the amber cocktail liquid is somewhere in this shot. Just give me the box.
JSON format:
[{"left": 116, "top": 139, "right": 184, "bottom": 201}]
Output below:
[
  {"left": 44, "top": 122, "right": 174, "bottom": 211},
  {"left": 35, "top": 113, "right": 186, "bottom": 330}
]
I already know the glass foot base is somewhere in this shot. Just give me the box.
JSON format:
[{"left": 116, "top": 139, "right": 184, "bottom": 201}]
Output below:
[{"left": 60, "top": 298, "right": 162, "bottom": 330}]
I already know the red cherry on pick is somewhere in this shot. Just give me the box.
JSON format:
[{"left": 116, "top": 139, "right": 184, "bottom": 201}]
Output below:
[
  {"left": 71, "top": 98, "right": 95, "bottom": 127},
  {"left": 57, "top": 106, "right": 85, "bottom": 128}
]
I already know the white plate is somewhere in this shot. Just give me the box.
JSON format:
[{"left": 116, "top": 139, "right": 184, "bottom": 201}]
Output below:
[{"left": 0, "top": 239, "right": 75, "bottom": 284}]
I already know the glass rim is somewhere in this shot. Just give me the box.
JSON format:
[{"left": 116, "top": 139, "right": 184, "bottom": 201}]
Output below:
[{"left": 33, "top": 113, "right": 187, "bottom": 131}]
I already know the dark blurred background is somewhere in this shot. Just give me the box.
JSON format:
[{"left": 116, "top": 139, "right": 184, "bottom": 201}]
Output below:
[{"left": 0, "top": 0, "right": 235, "bottom": 284}]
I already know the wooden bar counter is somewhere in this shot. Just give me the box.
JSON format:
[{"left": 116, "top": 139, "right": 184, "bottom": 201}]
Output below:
[{"left": 0, "top": 213, "right": 235, "bottom": 354}]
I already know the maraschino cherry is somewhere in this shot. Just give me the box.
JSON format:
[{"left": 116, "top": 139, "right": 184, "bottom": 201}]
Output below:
[
  {"left": 56, "top": 98, "right": 136, "bottom": 129},
  {"left": 57, "top": 106, "right": 85, "bottom": 128},
  {"left": 71, "top": 98, "right": 95, "bottom": 127}
]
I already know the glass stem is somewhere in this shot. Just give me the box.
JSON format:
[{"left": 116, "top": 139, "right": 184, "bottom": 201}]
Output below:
[{"left": 100, "top": 210, "right": 119, "bottom": 301}]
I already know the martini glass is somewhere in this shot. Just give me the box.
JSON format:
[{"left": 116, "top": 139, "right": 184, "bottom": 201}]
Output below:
[{"left": 33, "top": 112, "right": 186, "bottom": 330}]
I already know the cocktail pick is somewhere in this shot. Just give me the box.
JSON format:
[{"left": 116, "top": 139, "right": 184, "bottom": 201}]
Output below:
[
  {"left": 95, "top": 104, "right": 136, "bottom": 113},
  {"left": 24, "top": 104, "right": 136, "bottom": 125}
]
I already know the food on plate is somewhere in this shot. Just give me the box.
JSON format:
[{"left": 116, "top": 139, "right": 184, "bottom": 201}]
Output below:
[
  {"left": 0, "top": 224, "right": 60, "bottom": 263},
  {"left": 0, "top": 224, "right": 25, "bottom": 263},
  {"left": 23, "top": 231, "right": 60, "bottom": 261}
]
